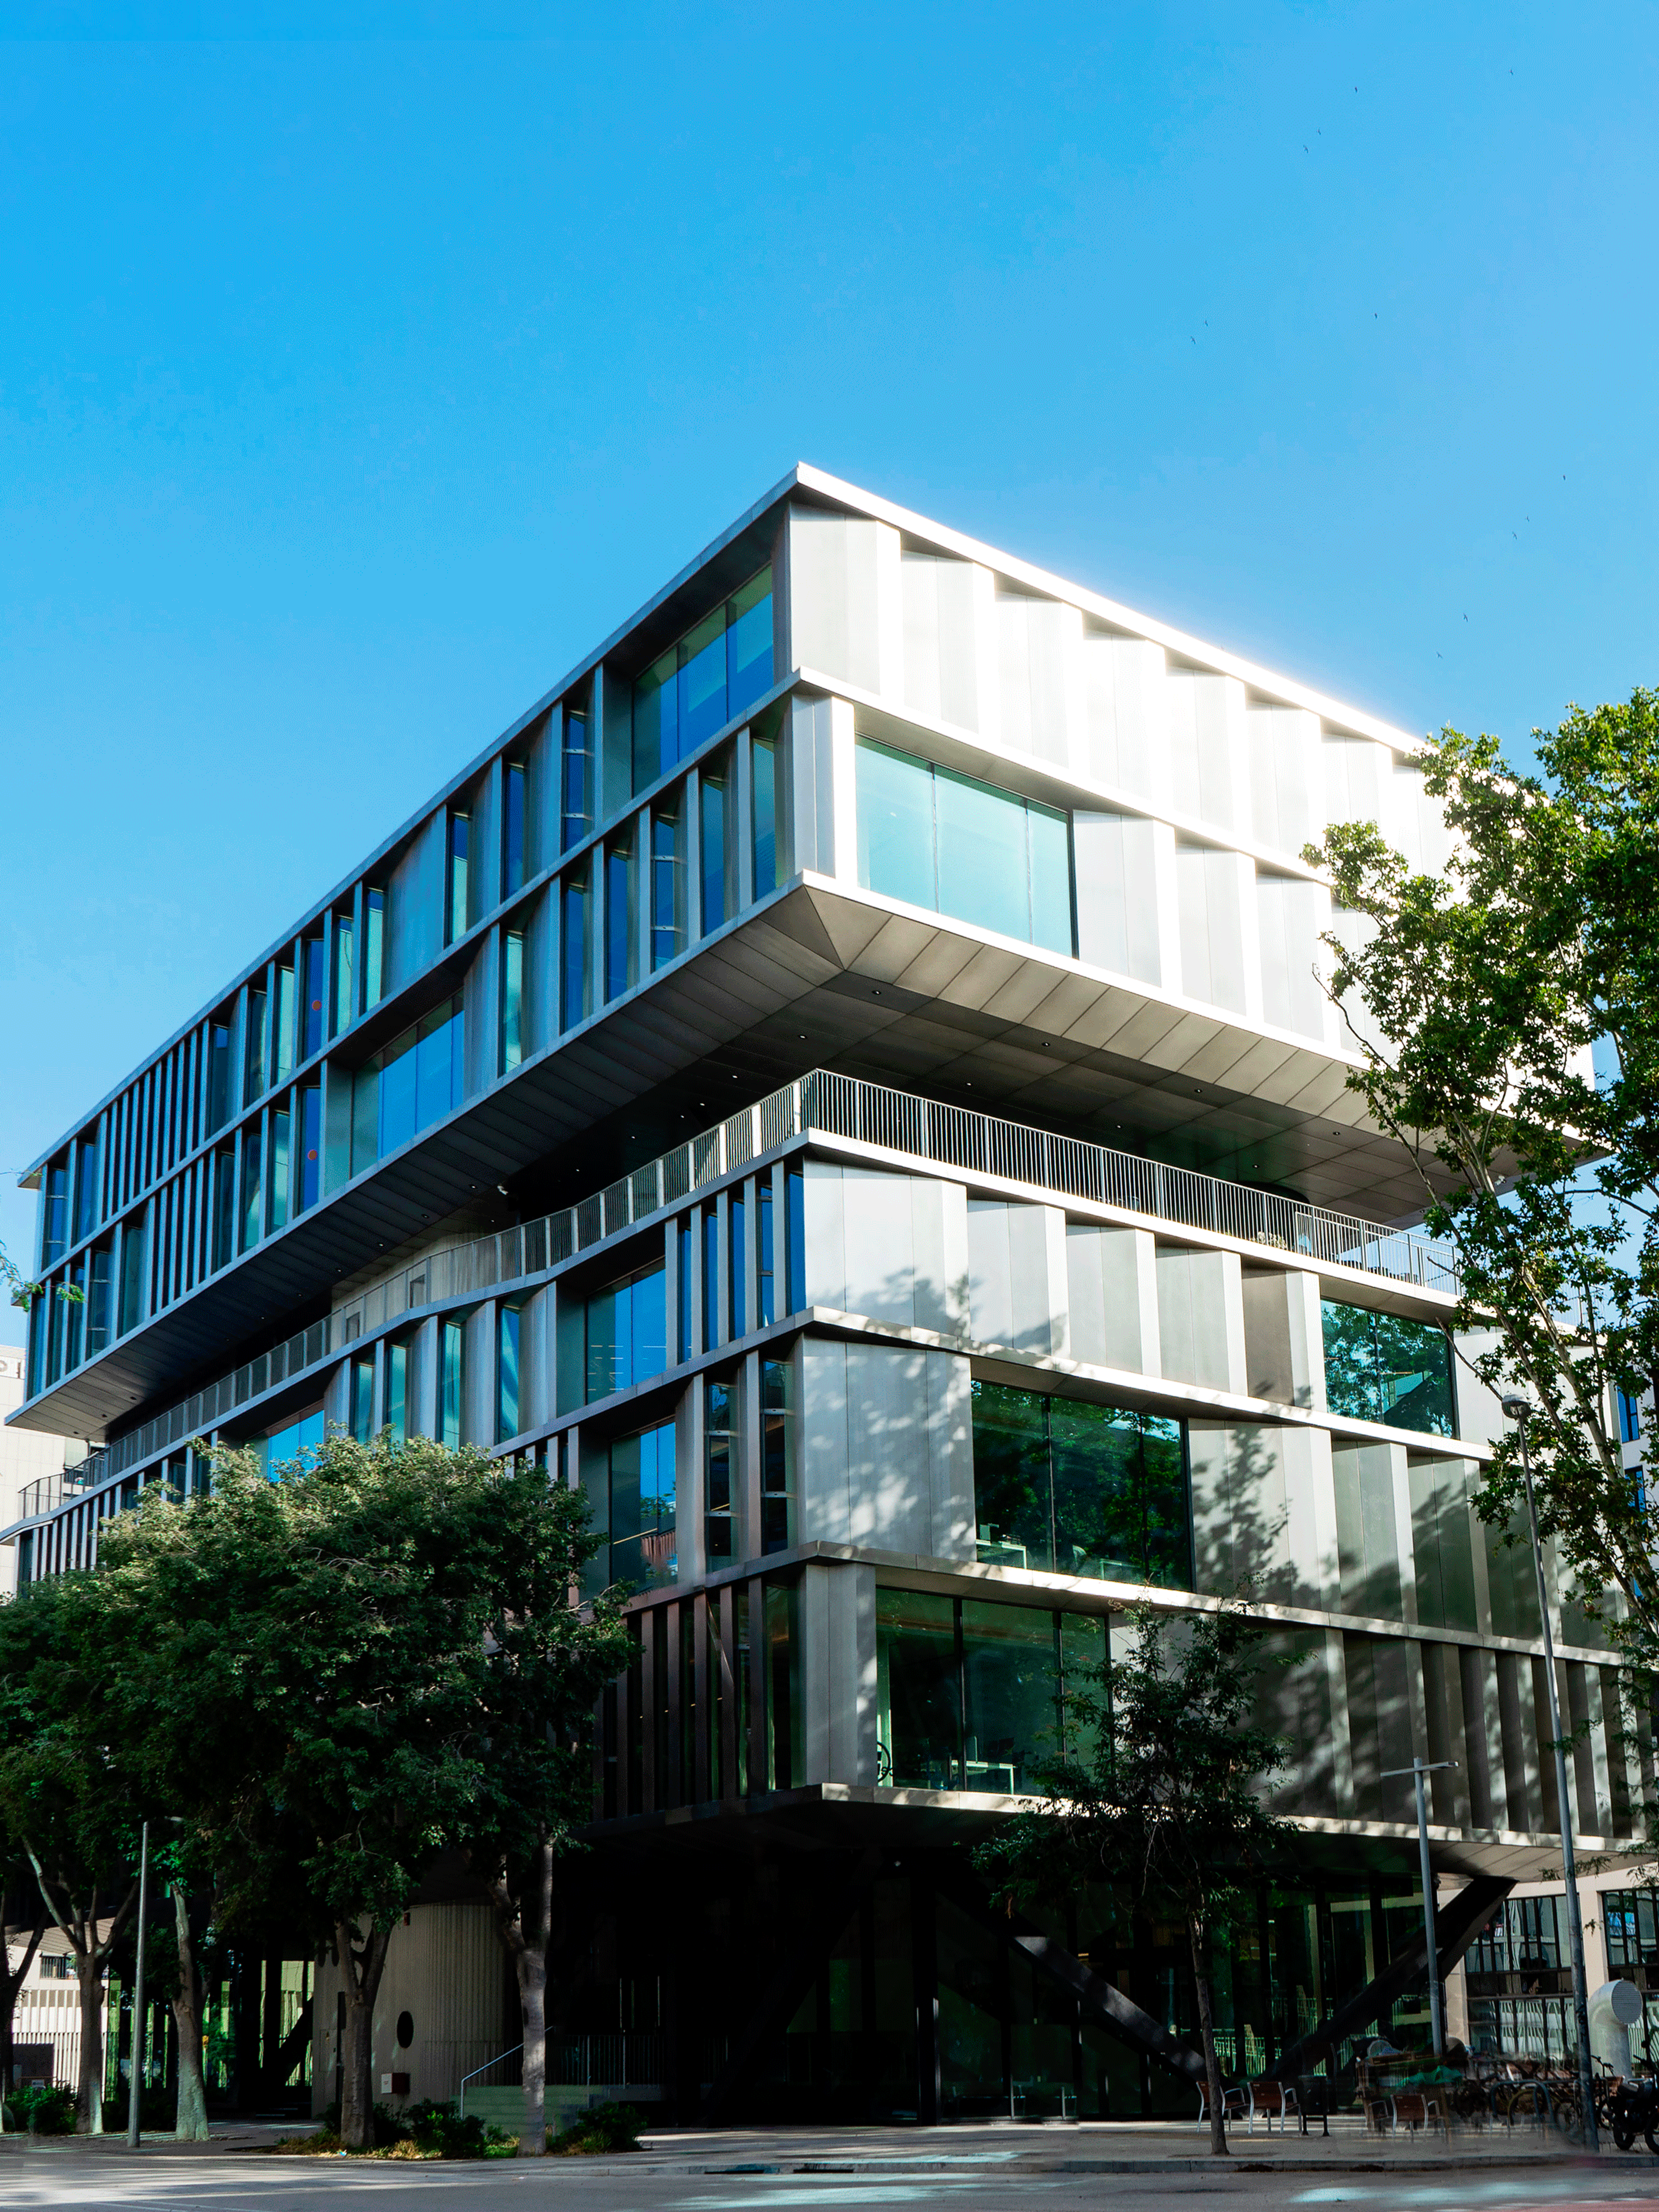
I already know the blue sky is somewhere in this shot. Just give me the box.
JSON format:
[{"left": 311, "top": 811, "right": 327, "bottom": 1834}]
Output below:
[{"left": 4, "top": 2, "right": 1658, "bottom": 1277}]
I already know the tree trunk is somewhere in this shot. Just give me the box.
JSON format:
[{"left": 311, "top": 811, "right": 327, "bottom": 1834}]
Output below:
[
  {"left": 76, "top": 1940, "right": 106, "bottom": 2136},
  {"left": 171, "top": 1887, "right": 210, "bottom": 2141},
  {"left": 336, "top": 1920, "right": 392, "bottom": 2151},
  {"left": 518, "top": 1947, "right": 548, "bottom": 2155},
  {"left": 1189, "top": 1915, "right": 1227, "bottom": 2158}
]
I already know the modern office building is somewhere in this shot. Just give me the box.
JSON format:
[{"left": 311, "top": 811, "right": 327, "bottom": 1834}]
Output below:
[
  {"left": 0, "top": 1345, "right": 88, "bottom": 1601},
  {"left": 4, "top": 466, "right": 1646, "bottom": 2125}
]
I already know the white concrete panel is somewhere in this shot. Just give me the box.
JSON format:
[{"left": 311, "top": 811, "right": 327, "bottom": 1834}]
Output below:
[
  {"left": 997, "top": 590, "right": 1079, "bottom": 769},
  {"left": 1065, "top": 1223, "right": 1159, "bottom": 1374},
  {"left": 1080, "top": 634, "right": 1168, "bottom": 801},
  {"left": 788, "top": 505, "right": 881, "bottom": 693},
  {"left": 900, "top": 549, "right": 982, "bottom": 731},
  {"left": 801, "top": 1338, "right": 971, "bottom": 1560},
  {"left": 926, "top": 1349, "right": 975, "bottom": 1561},
  {"left": 1166, "top": 671, "right": 1248, "bottom": 831},
  {"left": 1247, "top": 705, "right": 1322, "bottom": 856},
  {"left": 787, "top": 692, "right": 838, "bottom": 879},
  {"left": 1240, "top": 1266, "right": 1324, "bottom": 1409},
  {"left": 1322, "top": 732, "right": 1388, "bottom": 831},
  {"left": 1176, "top": 844, "right": 1253, "bottom": 1016},
  {"left": 1074, "top": 811, "right": 1163, "bottom": 986},
  {"left": 967, "top": 1198, "right": 1061, "bottom": 1354},
  {"left": 1256, "top": 873, "right": 1331, "bottom": 1041},
  {"left": 1154, "top": 1245, "right": 1246, "bottom": 1391},
  {"left": 873, "top": 521, "right": 904, "bottom": 703}
]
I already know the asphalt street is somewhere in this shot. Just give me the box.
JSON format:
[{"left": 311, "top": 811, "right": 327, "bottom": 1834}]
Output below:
[{"left": 4, "top": 2152, "right": 1659, "bottom": 2212}]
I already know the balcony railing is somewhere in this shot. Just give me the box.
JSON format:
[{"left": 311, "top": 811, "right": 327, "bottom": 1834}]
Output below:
[{"left": 52, "top": 1070, "right": 1456, "bottom": 1514}]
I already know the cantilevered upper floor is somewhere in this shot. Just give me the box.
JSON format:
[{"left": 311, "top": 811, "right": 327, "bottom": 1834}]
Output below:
[{"left": 14, "top": 465, "right": 1461, "bottom": 1441}]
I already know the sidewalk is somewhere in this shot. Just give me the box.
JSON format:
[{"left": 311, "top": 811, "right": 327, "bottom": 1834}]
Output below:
[{"left": 0, "top": 2112, "right": 1631, "bottom": 2174}]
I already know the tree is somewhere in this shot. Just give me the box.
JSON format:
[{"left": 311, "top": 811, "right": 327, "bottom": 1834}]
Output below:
[
  {"left": 95, "top": 1431, "right": 625, "bottom": 2151},
  {"left": 454, "top": 1463, "right": 627, "bottom": 2154},
  {"left": 0, "top": 1844, "right": 51, "bottom": 2110},
  {"left": 0, "top": 1574, "right": 143, "bottom": 2134},
  {"left": 974, "top": 1599, "right": 1295, "bottom": 2156},
  {"left": 1307, "top": 692, "right": 1659, "bottom": 1666}
]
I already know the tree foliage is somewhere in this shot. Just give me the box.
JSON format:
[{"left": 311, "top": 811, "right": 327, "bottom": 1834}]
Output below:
[
  {"left": 1307, "top": 691, "right": 1659, "bottom": 1663},
  {"left": 975, "top": 1599, "right": 1295, "bottom": 2155}
]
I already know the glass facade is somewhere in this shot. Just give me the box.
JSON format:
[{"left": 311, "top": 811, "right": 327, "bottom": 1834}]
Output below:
[
  {"left": 700, "top": 757, "right": 728, "bottom": 933},
  {"left": 752, "top": 726, "right": 778, "bottom": 896},
  {"left": 298, "top": 1084, "right": 321, "bottom": 1212},
  {"left": 561, "top": 705, "right": 592, "bottom": 851},
  {"left": 206, "top": 1025, "right": 233, "bottom": 1136},
  {"left": 500, "top": 929, "right": 525, "bottom": 1072},
  {"left": 302, "top": 934, "right": 325, "bottom": 1060},
  {"left": 350, "top": 1356, "right": 375, "bottom": 1443},
  {"left": 447, "top": 810, "right": 470, "bottom": 944},
  {"left": 503, "top": 760, "right": 528, "bottom": 895},
  {"left": 610, "top": 1419, "right": 677, "bottom": 1589},
  {"left": 441, "top": 1317, "right": 465, "bottom": 1447},
  {"left": 705, "top": 1375, "right": 736, "bottom": 1561},
  {"left": 498, "top": 1303, "right": 521, "bottom": 1441},
  {"left": 586, "top": 1260, "right": 667, "bottom": 1403},
  {"left": 42, "top": 1162, "right": 68, "bottom": 1267},
  {"left": 651, "top": 795, "right": 686, "bottom": 969},
  {"left": 856, "top": 739, "right": 1074, "bottom": 956},
  {"left": 874, "top": 1591, "right": 1093, "bottom": 1795},
  {"left": 630, "top": 567, "right": 773, "bottom": 790},
  {"left": 351, "top": 994, "right": 466, "bottom": 1174},
  {"left": 264, "top": 1406, "right": 325, "bottom": 1479},
  {"left": 606, "top": 832, "right": 635, "bottom": 1002},
  {"left": 332, "top": 911, "right": 353, "bottom": 1037},
  {"left": 971, "top": 1382, "right": 1192, "bottom": 1588},
  {"left": 1322, "top": 1301, "right": 1456, "bottom": 1437},
  {"left": 561, "top": 865, "right": 589, "bottom": 1031},
  {"left": 361, "top": 887, "right": 386, "bottom": 1012},
  {"left": 760, "top": 1355, "right": 794, "bottom": 1552}
]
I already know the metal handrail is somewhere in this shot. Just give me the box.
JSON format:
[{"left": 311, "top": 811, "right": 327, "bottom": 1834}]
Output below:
[
  {"left": 68, "top": 1070, "right": 1457, "bottom": 1503},
  {"left": 457, "top": 2042, "right": 521, "bottom": 2121}
]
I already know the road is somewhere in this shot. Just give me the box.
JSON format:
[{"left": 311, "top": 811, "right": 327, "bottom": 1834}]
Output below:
[{"left": 4, "top": 2148, "right": 1659, "bottom": 2212}]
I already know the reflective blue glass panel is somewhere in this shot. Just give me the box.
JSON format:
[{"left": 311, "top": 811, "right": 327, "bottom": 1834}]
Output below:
[{"left": 727, "top": 572, "right": 773, "bottom": 716}]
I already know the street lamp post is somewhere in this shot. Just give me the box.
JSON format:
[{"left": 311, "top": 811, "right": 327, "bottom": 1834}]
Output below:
[
  {"left": 1381, "top": 1756, "right": 1458, "bottom": 2058},
  {"left": 126, "top": 1818, "right": 150, "bottom": 2150},
  {"left": 1502, "top": 1393, "right": 1599, "bottom": 2152}
]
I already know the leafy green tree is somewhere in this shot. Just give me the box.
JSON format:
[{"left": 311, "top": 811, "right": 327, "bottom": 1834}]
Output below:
[
  {"left": 96, "top": 1431, "right": 624, "bottom": 2152},
  {"left": 1307, "top": 692, "right": 1659, "bottom": 1664},
  {"left": 0, "top": 1574, "right": 143, "bottom": 2134},
  {"left": 0, "top": 1846, "right": 51, "bottom": 2110},
  {"left": 975, "top": 1599, "right": 1294, "bottom": 2157}
]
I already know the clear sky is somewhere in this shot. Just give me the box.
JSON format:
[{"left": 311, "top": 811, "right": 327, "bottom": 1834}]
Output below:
[{"left": 4, "top": 2, "right": 1657, "bottom": 1275}]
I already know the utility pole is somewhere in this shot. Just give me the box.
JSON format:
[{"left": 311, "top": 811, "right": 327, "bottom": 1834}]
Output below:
[
  {"left": 1502, "top": 1394, "right": 1599, "bottom": 2152},
  {"left": 1381, "top": 1756, "right": 1458, "bottom": 2058}
]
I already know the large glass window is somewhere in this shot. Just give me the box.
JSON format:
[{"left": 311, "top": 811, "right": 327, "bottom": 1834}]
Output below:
[
  {"left": 606, "top": 831, "right": 636, "bottom": 1002},
  {"left": 361, "top": 886, "right": 387, "bottom": 1013},
  {"left": 386, "top": 1339, "right": 408, "bottom": 1444},
  {"left": 206, "top": 1023, "right": 234, "bottom": 1136},
  {"left": 297, "top": 1085, "right": 321, "bottom": 1212},
  {"left": 786, "top": 1161, "right": 804, "bottom": 1314},
  {"left": 302, "top": 934, "right": 326, "bottom": 1062},
  {"left": 350, "top": 1356, "right": 375, "bottom": 1443},
  {"left": 211, "top": 1147, "right": 235, "bottom": 1270},
  {"left": 970, "top": 1382, "right": 1191, "bottom": 1588},
  {"left": 752, "top": 725, "right": 779, "bottom": 897},
  {"left": 856, "top": 739, "right": 1074, "bottom": 956},
  {"left": 651, "top": 793, "right": 687, "bottom": 969},
  {"left": 560, "top": 865, "right": 590, "bottom": 1032},
  {"left": 561, "top": 705, "right": 593, "bottom": 852},
  {"left": 705, "top": 1376, "right": 736, "bottom": 1562},
  {"left": 676, "top": 1212, "right": 693, "bottom": 1364},
  {"left": 264, "top": 1406, "right": 325, "bottom": 1479},
  {"left": 42, "top": 1161, "right": 68, "bottom": 1266},
  {"left": 331, "top": 910, "right": 354, "bottom": 1037},
  {"left": 700, "top": 757, "right": 728, "bottom": 933},
  {"left": 609, "top": 1420, "right": 677, "bottom": 1589},
  {"left": 761, "top": 1355, "right": 794, "bottom": 1553},
  {"left": 86, "top": 1244, "right": 111, "bottom": 1357},
  {"left": 585, "top": 1260, "right": 667, "bottom": 1402},
  {"left": 501, "top": 929, "right": 525, "bottom": 1073},
  {"left": 503, "top": 759, "right": 528, "bottom": 895},
  {"left": 273, "top": 962, "right": 296, "bottom": 1084},
  {"left": 238, "top": 1125, "right": 263, "bottom": 1252},
  {"left": 758, "top": 1177, "right": 775, "bottom": 1326},
  {"left": 875, "top": 1591, "right": 1078, "bottom": 1795},
  {"left": 1322, "top": 1301, "right": 1455, "bottom": 1437},
  {"left": 268, "top": 1106, "right": 291, "bottom": 1232},
  {"left": 441, "top": 1318, "right": 465, "bottom": 1447},
  {"left": 245, "top": 983, "right": 269, "bottom": 1100},
  {"left": 351, "top": 993, "right": 466, "bottom": 1174},
  {"left": 728, "top": 1187, "right": 746, "bottom": 1339},
  {"left": 631, "top": 566, "right": 773, "bottom": 790},
  {"left": 498, "top": 1302, "right": 522, "bottom": 1441},
  {"left": 447, "top": 810, "right": 470, "bottom": 944},
  {"left": 702, "top": 1201, "right": 719, "bottom": 1352}
]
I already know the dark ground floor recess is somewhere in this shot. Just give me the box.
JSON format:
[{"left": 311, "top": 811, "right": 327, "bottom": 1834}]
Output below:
[{"left": 523, "top": 1799, "right": 1457, "bottom": 2126}]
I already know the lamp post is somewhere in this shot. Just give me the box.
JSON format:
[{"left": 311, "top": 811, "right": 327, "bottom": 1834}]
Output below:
[
  {"left": 1381, "top": 1756, "right": 1457, "bottom": 2057},
  {"left": 1501, "top": 1393, "right": 1599, "bottom": 2152},
  {"left": 126, "top": 1818, "right": 149, "bottom": 2150}
]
